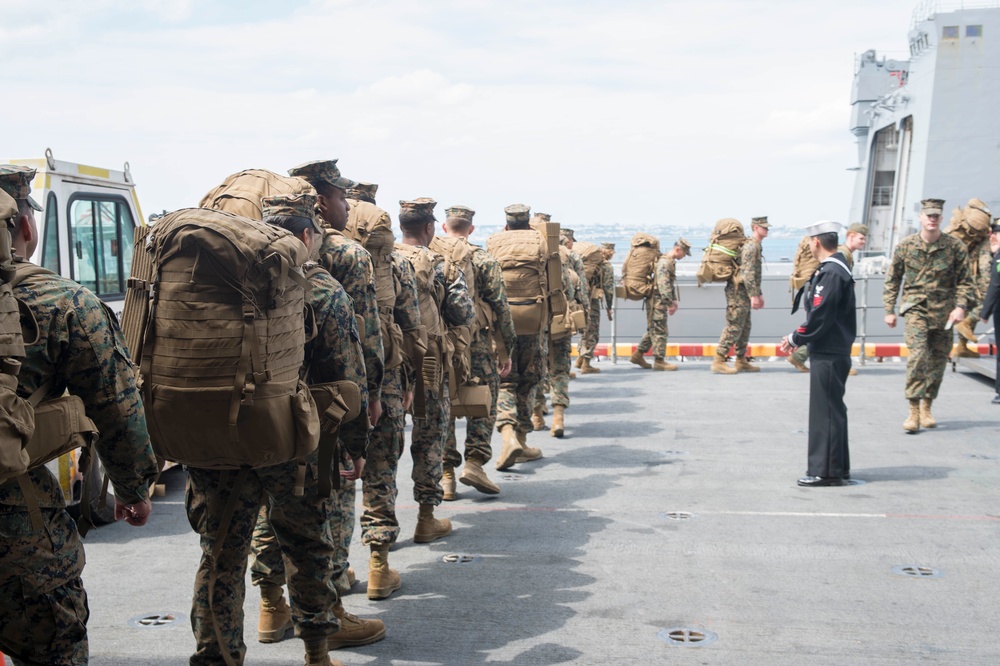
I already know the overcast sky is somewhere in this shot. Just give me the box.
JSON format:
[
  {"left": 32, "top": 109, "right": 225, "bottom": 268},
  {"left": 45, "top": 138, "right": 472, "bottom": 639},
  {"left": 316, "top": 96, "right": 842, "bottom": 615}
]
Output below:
[{"left": 3, "top": 0, "right": 922, "bottom": 229}]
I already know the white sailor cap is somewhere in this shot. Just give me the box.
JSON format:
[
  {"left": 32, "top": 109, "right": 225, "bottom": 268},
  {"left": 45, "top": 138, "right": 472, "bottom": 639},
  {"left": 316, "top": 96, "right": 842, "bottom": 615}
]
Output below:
[{"left": 804, "top": 220, "right": 842, "bottom": 236}]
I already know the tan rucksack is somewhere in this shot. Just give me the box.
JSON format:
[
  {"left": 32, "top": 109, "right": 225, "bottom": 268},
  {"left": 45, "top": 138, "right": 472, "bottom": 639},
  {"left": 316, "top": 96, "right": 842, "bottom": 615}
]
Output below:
[
  {"left": 573, "top": 241, "right": 606, "bottom": 292},
  {"left": 343, "top": 199, "right": 403, "bottom": 369},
  {"left": 945, "top": 198, "right": 992, "bottom": 249},
  {"left": 429, "top": 236, "right": 477, "bottom": 384},
  {"left": 696, "top": 218, "right": 746, "bottom": 286},
  {"left": 619, "top": 233, "right": 661, "bottom": 300},
  {"left": 135, "top": 207, "right": 319, "bottom": 469},
  {"left": 789, "top": 235, "right": 820, "bottom": 292},
  {"left": 198, "top": 169, "right": 315, "bottom": 220},
  {"left": 487, "top": 226, "right": 564, "bottom": 335},
  {"left": 394, "top": 243, "right": 449, "bottom": 416}
]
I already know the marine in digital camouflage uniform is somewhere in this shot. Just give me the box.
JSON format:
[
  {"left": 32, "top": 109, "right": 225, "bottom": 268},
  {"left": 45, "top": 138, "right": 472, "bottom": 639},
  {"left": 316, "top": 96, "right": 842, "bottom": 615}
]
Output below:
[
  {"left": 489, "top": 204, "right": 548, "bottom": 470},
  {"left": 884, "top": 199, "right": 975, "bottom": 432},
  {"left": 578, "top": 242, "right": 615, "bottom": 367},
  {"left": 0, "top": 165, "right": 158, "bottom": 666},
  {"left": 286, "top": 160, "right": 383, "bottom": 592},
  {"left": 441, "top": 206, "right": 516, "bottom": 496},
  {"left": 188, "top": 194, "right": 380, "bottom": 666},
  {"left": 715, "top": 217, "right": 768, "bottom": 374},
  {"left": 947, "top": 200, "right": 994, "bottom": 354},
  {"left": 397, "top": 199, "right": 475, "bottom": 543},
  {"left": 543, "top": 237, "right": 581, "bottom": 436},
  {"left": 637, "top": 239, "right": 690, "bottom": 370}
]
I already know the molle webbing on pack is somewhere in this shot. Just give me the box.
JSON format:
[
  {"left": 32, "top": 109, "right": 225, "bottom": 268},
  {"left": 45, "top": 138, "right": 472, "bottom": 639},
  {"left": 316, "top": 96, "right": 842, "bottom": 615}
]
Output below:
[
  {"left": 344, "top": 200, "right": 404, "bottom": 368},
  {"left": 696, "top": 218, "right": 746, "bottom": 286},
  {"left": 619, "top": 233, "right": 661, "bottom": 300},
  {"left": 199, "top": 169, "right": 316, "bottom": 221},
  {"left": 572, "top": 240, "right": 606, "bottom": 291},
  {"left": 487, "top": 225, "right": 563, "bottom": 335},
  {"left": 429, "top": 236, "right": 478, "bottom": 384},
  {"left": 138, "top": 207, "right": 319, "bottom": 470},
  {"left": 789, "top": 236, "right": 820, "bottom": 294}
]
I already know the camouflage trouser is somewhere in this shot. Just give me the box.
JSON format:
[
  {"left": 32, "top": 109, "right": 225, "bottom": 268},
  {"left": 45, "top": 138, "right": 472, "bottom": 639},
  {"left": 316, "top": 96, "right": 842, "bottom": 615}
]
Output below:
[
  {"left": 249, "top": 460, "right": 352, "bottom": 590},
  {"left": 497, "top": 332, "right": 543, "bottom": 435},
  {"left": 791, "top": 344, "right": 810, "bottom": 365},
  {"left": 578, "top": 298, "right": 603, "bottom": 359},
  {"left": 904, "top": 314, "right": 952, "bottom": 400},
  {"left": 548, "top": 333, "right": 573, "bottom": 408},
  {"left": 0, "top": 506, "right": 88, "bottom": 666},
  {"left": 531, "top": 330, "right": 550, "bottom": 415},
  {"left": 637, "top": 295, "right": 669, "bottom": 360},
  {"left": 361, "top": 366, "right": 406, "bottom": 548},
  {"left": 410, "top": 373, "right": 451, "bottom": 506},
  {"left": 718, "top": 282, "right": 751, "bottom": 357},
  {"left": 445, "top": 334, "right": 499, "bottom": 468},
  {"left": 188, "top": 461, "right": 338, "bottom": 666}
]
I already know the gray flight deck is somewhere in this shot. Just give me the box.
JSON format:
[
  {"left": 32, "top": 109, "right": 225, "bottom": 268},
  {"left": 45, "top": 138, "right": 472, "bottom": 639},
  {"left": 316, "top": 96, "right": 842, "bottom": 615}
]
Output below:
[{"left": 67, "top": 360, "right": 999, "bottom": 666}]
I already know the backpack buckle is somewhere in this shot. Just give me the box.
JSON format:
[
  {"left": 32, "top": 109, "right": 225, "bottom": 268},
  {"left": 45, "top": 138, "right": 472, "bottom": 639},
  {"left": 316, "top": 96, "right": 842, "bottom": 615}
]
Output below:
[
  {"left": 253, "top": 369, "right": 271, "bottom": 384},
  {"left": 241, "top": 382, "right": 255, "bottom": 406}
]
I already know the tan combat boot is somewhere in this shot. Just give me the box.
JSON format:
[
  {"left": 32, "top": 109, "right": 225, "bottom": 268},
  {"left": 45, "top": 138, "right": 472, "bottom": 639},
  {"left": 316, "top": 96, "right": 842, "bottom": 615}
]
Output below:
[
  {"left": 787, "top": 355, "right": 809, "bottom": 373},
  {"left": 327, "top": 602, "right": 386, "bottom": 649},
  {"left": 258, "top": 583, "right": 293, "bottom": 643},
  {"left": 630, "top": 349, "right": 651, "bottom": 369},
  {"left": 580, "top": 357, "right": 601, "bottom": 374},
  {"left": 903, "top": 399, "right": 921, "bottom": 433},
  {"left": 652, "top": 359, "right": 677, "bottom": 371},
  {"left": 531, "top": 403, "right": 546, "bottom": 431},
  {"left": 574, "top": 355, "right": 584, "bottom": 369},
  {"left": 459, "top": 457, "right": 500, "bottom": 494},
  {"left": 441, "top": 466, "right": 457, "bottom": 501},
  {"left": 305, "top": 637, "right": 344, "bottom": 666},
  {"left": 569, "top": 371, "right": 576, "bottom": 379},
  {"left": 920, "top": 399, "right": 937, "bottom": 428},
  {"left": 367, "top": 546, "right": 401, "bottom": 600},
  {"left": 734, "top": 356, "right": 760, "bottom": 373},
  {"left": 848, "top": 367, "right": 858, "bottom": 376},
  {"left": 515, "top": 429, "right": 543, "bottom": 463},
  {"left": 550, "top": 405, "right": 565, "bottom": 438},
  {"left": 333, "top": 567, "right": 356, "bottom": 596},
  {"left": 414, "top": 504, "right": 452, "bottom": 543},
  {"left": 955, "top": 315, "right": 978, "bottom": 342},
  {"left": 711, "top": 355, "right": 737, "bottom": 374},
  {"left": 953, "top": 341, "right": 980, "bottom": 358},
  {"left": 495, "top": 425, "right": 524, "bottom": 470}
]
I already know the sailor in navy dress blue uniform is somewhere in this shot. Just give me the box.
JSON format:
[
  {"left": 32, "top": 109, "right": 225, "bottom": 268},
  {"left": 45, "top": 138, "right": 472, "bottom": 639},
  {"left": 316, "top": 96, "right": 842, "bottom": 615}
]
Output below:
[{"left": 781, "top": 221, "right": 857, "bottom": 487}]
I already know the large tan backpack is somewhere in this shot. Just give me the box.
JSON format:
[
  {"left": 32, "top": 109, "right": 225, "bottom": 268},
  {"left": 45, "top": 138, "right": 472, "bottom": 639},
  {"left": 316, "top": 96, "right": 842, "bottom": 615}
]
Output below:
[
  {"left": 945, "top": 198, "right": 992, "bottom": 249},
  {"left": 487, "top": 226, "right": 564, "bottom": 335},
  {"left": 394, "top": 243, "right": 448, "bottom": 416},
  {"left": 696, "top": 218, "right": 746, "bottom": 286},
  {"left": 429, "top": 236, "right": 477, "bottom": 383},
  {"left": 198, "top": 169, "right": 315, "bottom": 220},
  {"left": 573, "top": 241, "right": 606, "bottom": 293},
  {"left": 333, "top": 199, "right": 405, "bottom": 370},
  {"left": 789, "top": 235, "right": 820, "bottom": 292},
  {"left": 619, "top": 233, "right": 661, "bottom": 300},
  {"left": 136, "top": 207, "right": 319, "bottom": 469}
]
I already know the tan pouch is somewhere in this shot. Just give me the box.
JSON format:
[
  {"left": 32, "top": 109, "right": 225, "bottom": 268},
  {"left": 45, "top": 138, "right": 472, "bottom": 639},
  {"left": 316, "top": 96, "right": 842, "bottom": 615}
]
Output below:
[
  {"left": 550, "top": 312, "right": 573, "bottom": 339},
  {"left": 25, "top": 395, "right": 99, "bottom": 468},
  {"left": 451, "top": 384, "right": 491, "bottom": 419},
  {"left": 571, "top": 309, "right": 587, "bottom": 331},
  {"left": 511, "top": 301, "right": 545, "bottom": 336}
]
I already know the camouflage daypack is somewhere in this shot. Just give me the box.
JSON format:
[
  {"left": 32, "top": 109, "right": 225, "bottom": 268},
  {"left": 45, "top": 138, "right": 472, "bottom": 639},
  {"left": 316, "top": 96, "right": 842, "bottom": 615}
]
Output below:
[{"left": 697, "top": 218, "right": 746, "bottom": 286}]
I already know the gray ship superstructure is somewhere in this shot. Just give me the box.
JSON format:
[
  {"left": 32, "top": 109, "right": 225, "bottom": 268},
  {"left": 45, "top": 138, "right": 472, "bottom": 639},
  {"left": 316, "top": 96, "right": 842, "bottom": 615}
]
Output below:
[{"left": 849, "top": 2, "right": 1000, "bottom": 257}]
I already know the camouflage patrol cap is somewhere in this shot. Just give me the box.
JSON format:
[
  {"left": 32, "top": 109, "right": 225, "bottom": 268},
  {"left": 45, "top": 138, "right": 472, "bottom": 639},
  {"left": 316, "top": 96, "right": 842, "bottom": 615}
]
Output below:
[
  {"left": 0, "top": 165, "right": 42, "bottom": 211},
  {"left": 399, "top": 197, "right": 437, "bottom": 225},
  {"left": 347, "top": 182, "right": 378, "bottom": 204},
  {"left": 751, "top": 216, "right": 769, "bottom": 229},
  {"left": 847, "top": 223, "right": 869, "bottom": 235},
  {"left": 262, "top": 193, "right": 323, "bottom": 232},
  {"left": 921, "top": 198, "right": 945, "bottom": 215},
  {"left": 445, "top": 205, "right": 475, "bottom": 222},
  {"left": 287, "top": 159, "right": 356, "bottom": 190},
  {"left": 504, "top": 204, "right": 530, "bottom": 223},
  {"left": 560, "top": 227, "right": 575, "bottom": 241},
  {"left": 600, "top": 242, "right": 615, "bottom": 251},
  {"left": 534, "top": 212, "right": 552, "bottom": 222},
  {"left": 0, "top": 189, "right": 17, "bottom": 223},
  {"left": 676, "top": 238, "right": 692, "bottom": 256}
]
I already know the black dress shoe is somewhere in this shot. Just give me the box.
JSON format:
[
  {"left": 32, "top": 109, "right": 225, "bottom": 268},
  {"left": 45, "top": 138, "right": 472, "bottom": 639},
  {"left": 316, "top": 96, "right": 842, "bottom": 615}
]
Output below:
[{"left": 797, "top": 476, "right": 846, "bottom": 487}]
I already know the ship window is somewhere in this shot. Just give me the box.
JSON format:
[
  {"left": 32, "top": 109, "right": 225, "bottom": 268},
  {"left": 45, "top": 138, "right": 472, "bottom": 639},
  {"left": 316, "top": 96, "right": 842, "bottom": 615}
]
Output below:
[
  {"left": 967, "top": 25, "right": 982, "bottom": 38},
  {"left": 942, "top": 26, "right": 959, "bottom": 39},
  {"left": 67, "top": 194, "right": 135, "bottom": 297},
  {"left": 42, "top": 191, "right": 60, "bottom": 273}
]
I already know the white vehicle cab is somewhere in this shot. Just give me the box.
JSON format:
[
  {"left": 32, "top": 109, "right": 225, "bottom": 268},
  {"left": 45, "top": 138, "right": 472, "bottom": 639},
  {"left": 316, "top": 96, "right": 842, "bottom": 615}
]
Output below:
[
  {"left": 6, "top": 147, "right": 144, "bottom": 320},
  {"left": 3, "top": 148, "right": 148, "bottom": 522}
]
